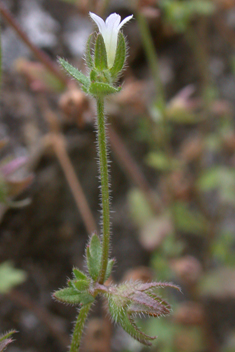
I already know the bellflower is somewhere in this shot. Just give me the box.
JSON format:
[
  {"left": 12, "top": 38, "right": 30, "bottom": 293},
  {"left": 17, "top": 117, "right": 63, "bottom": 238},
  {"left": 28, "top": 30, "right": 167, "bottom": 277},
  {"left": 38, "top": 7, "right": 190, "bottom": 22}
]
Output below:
[{"left": 89, "top": 12, "right": 133, "bottom": 68}]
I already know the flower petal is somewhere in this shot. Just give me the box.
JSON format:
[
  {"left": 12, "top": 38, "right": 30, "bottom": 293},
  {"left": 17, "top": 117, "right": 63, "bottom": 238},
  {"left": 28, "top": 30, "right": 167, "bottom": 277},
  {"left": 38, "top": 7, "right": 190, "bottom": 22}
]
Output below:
[
  {"left": 118, "top": 14, "right": 133, "bottom": 31},
  {"left": 105, "top": 13, "right": 121, "bottom": 29},
  {"left": 89, "top": 12, "right": 106, "bottom": 34}
]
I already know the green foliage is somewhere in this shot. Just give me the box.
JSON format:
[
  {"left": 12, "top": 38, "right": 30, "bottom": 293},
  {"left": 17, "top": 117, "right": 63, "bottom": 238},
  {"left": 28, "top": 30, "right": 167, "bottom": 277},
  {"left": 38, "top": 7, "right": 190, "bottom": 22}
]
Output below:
[
  {"left": 160, "top": 0, "right": 215, "bottom": 32},
  {"left": 86, "top": 233, "right": 102, "bottom": 281},
  {"left": 110, "top": 33, "right": 126, "bottom": 79},
  {"left": 73, "top": 268, "right": 87, "bottom": 280},
  {"left": 0, "top": 262, "right": 26, "bottom": 294},
  {"left": 105, "top": 258, "right": 115, "bottom": 281},
  {"left": 173, "top": 201, "right": 208, "bottom": 236},
  {"left": 58, "top": 58, "right": 90, "bottom": 91},
  {"left": 94, "top": 34, "right": 108, "bottom": 71},
  {"left": 0, "top": 331, "right": 16, "bottom": 352},
  {"left": 85, "top": 33, "right": 94, "bottom": 69},
  {"left": 55, "top": 13, "right": 180, "bottom": 352},
  {"left": 106, "top": 281, "right": 179, "bottom": 346},
  {"left": 53, "top": 286, "right": 94, "bottom": 306}
]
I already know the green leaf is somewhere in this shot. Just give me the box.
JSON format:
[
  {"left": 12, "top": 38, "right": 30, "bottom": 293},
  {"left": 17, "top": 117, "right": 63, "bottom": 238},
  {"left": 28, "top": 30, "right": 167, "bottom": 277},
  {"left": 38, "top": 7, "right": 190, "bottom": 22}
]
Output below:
[
  {"left": 110, "top": 32, "right": 126, "bottom": 78},
  {"left": 105, "top": 258, "right": 115, "bottom": 281},
  {"left": 53, "top": 287, "right": 94, "bottom": 306},
  {"left": 89, "top": 82, "right": 121, "bottom": 96},
  {"left": 0, "top": 331, "right": 16, "bottom": 343},
  {"left": 86, "top": 233, "right": 103, "bottom": 281},
  {"left": 73, "top": 268, "right": 87, "bottom": 281},
  {"left": 58, "top": 58, "right": 90, "bottom": 88},
  {"left": 72, "top": 279, "right": 90, "bottom": 292},
  {"left": 89, "top": 233, "right": 102, "bottom": 259},
  {"left": 90, "top": 69, "right": 97, "bottom": 82},
  {"left": 94, "top": 34, "right": 108, "bottom": 71},
  {"left": 0, "top": 262, "right": 26, "bottom": 294}
]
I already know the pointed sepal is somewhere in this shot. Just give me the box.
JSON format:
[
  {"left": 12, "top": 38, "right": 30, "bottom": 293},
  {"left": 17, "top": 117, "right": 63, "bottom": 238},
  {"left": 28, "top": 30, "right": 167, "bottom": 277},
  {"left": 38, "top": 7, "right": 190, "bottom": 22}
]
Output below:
[
  {"left": 110, "top": 32, "right": 126, "bottom": 79},
  {"left": 94, "top": 34, "right": 108, "bottom": 71},
  {"left": 89, "top": 82, "right": 121, "bottom": 96},
  {"left": 58, "top": 58, "right": 90, "bottom": 90},
  {"left": 85, "top": 33, "right": 94, "bottom": 69}
]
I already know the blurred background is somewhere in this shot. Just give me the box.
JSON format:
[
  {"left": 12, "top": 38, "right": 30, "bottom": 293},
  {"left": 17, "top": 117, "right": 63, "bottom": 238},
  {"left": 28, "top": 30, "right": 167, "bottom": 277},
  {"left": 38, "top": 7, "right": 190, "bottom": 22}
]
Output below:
[{"left": 0, "top": 0, "right": 235, "bottom": 351}]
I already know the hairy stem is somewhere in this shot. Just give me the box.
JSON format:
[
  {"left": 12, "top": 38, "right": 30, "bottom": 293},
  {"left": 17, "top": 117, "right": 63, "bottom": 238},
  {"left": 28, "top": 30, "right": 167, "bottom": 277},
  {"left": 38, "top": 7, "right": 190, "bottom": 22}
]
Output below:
[
  {"left": 96, "top": 97, "right": 110, "bottom": 284},
  {"left": 70, "top": 304, "right": 92, "bottom": 352}
]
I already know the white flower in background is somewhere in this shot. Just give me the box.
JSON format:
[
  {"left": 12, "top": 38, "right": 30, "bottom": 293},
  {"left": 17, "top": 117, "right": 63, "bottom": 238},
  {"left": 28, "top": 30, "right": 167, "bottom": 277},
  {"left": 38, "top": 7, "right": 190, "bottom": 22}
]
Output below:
[{"left": 89, "top": 12, "right": 133, "bottom": 68}]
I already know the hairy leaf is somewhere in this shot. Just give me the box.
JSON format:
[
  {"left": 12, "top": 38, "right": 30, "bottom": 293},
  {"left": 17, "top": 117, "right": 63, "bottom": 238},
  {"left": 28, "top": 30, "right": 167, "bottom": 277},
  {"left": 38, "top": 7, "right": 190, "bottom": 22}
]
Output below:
[
  {"left": 105, "top": 258, "right": 115, "bottom": 281},
  {"left": 73, "top": 268, "right": 87, "bottom": 281},
  {"left": 53, "top": 287, "right": 94, "bottom": 306},
  {"left": 86, "top": 233, "right": 102, "bottom": 281},
  {"left": 58, "top": 58, "right": 90, "bottom": 88}
]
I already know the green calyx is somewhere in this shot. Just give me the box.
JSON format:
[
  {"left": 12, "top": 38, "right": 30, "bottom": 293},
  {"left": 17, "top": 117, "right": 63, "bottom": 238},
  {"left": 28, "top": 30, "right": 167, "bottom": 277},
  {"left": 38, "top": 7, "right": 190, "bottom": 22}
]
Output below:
[
  {"left": 110, "top": 32, "right": 126, "bottom": 79},
  {"left": 58, "top": 31, "right": 127, "bottom": 98},
  {"left": 94, "top": 34, "right": 108, "bottom": 71}
]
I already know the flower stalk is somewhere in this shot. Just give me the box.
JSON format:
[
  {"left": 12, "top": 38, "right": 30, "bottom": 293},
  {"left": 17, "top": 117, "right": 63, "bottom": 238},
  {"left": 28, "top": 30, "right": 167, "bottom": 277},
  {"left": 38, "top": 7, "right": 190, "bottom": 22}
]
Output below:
[{"left": 96, "top": 97, "right": 110, "bottom": 283}]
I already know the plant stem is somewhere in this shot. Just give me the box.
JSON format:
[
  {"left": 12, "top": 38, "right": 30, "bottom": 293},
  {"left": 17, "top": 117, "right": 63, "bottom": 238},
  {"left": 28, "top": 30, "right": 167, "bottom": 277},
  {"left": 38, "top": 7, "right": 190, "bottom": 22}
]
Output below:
[
  {"left": 70, "top": 304, "right": 92, "bottom": 352},
  {"left": 96, "top": 97, "right": 110, "bottom": 284}
]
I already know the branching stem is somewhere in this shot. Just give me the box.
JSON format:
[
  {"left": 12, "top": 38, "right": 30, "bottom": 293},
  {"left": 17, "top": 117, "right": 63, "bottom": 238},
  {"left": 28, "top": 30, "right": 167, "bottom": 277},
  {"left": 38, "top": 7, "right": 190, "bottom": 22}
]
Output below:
[{"left": 96, "top": 97, "right": 110, "bottom": 284}]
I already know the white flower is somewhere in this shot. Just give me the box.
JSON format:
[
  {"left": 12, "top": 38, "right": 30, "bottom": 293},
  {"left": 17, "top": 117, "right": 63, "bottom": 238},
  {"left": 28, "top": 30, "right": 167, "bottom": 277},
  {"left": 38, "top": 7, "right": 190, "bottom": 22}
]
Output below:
[{"left": 89, "top": 12, "right": 133, "bottom": 68}]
